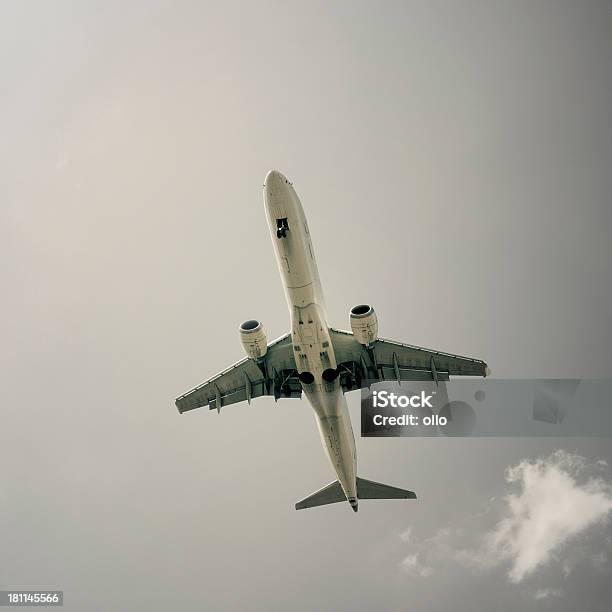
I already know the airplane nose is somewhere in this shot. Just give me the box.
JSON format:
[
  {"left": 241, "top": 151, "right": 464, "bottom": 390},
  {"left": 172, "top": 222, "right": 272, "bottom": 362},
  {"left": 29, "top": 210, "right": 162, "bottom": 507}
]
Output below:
[{"left": 265, "top": 169, "right": 288, "bottom": 188}]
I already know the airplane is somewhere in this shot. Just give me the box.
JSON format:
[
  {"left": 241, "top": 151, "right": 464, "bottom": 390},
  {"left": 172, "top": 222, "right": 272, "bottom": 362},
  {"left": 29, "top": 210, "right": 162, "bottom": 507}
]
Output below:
[{"left": 175, "top": 170, "right": 489, "bottom": 512}]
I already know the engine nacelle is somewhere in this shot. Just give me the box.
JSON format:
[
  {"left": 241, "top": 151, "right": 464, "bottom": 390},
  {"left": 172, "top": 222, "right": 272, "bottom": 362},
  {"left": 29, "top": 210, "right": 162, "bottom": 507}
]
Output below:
[
  {"left": 350, "top": 304, "right": 378, "bottom": 346},
  {"left": 240, "top": 319, "right": 268, "bottom": 359}
]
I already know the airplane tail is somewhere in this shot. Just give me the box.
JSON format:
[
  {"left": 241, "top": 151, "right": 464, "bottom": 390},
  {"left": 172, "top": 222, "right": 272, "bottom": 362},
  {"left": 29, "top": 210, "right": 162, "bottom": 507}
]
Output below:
[{"left": 295, "top": 477, "right": 416, "bottom": 512}]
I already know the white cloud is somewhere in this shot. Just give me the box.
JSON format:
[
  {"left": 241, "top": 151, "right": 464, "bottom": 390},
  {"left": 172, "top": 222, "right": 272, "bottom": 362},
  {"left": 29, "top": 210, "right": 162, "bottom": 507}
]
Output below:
[
  {"left": 481, "top": 450, "right": 612, "bottom": 582},
  {"left": 534, "top": 587, "right": 564, "bottom": 600},
  {"left": 400, "top": 553, "right": 435, "bottom": 578},
  {"left": 399, "top": 527, "right": 412, "bottom": 543},
  {"left": 399, "top": 451, "right": 612, "bottom": 586}
]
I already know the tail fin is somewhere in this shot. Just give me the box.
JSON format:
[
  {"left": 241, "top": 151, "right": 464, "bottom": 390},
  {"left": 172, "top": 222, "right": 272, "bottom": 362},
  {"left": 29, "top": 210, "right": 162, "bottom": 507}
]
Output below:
[{"left": 295, "top": 477, "right": 416, "bottom": 511}]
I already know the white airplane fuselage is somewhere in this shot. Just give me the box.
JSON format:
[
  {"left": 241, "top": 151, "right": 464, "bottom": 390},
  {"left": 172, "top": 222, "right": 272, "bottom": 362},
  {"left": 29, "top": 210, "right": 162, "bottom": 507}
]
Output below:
[{"left": 264, "top": 170, "right": 358, "bottom": 509}]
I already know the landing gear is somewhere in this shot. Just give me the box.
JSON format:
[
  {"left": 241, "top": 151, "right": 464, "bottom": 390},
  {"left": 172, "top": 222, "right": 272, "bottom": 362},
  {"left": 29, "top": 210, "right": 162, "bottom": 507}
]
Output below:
[{"left": 276, "top": 217, "right": 289, "bottom": 238}]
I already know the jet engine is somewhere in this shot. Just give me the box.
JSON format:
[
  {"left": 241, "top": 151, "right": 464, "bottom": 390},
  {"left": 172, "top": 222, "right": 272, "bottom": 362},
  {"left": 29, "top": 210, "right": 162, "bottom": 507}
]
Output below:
[
  {"left": 240, "top": 319, "right": 268, "bottom": 359},
  {"left": 350, "top": 304, "right": 378, "bottom": 346}
]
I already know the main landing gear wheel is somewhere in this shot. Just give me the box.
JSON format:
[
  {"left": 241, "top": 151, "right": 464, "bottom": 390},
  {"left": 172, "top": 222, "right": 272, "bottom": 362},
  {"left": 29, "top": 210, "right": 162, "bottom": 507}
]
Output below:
[{"left": 276, "top": 218, "right": 289, "bottom": 239}]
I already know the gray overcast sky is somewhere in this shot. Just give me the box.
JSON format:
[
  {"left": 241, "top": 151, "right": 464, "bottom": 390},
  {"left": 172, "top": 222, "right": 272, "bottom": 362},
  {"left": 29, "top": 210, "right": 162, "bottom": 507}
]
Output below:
[{"left": 2, "top": 1, "right": 612, "bottom": 610}]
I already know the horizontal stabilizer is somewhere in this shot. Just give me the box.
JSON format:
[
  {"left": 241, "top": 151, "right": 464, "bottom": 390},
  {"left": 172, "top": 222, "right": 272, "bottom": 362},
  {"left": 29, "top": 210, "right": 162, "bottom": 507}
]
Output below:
[
  {"left": 295, "top": 478, "right": 416, "bottom": 511},
  {"left": 357, "top": 477, "right": 416, "bottom": 500},
  {"left": 295, "top": 480, "right": 346, "bottom": 510}
]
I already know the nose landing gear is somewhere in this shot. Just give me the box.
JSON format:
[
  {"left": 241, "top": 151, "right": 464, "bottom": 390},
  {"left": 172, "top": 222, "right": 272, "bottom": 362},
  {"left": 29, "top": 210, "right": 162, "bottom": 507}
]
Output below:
[{"left": 276, "top": 218, "right": 289, "bottom": 238}]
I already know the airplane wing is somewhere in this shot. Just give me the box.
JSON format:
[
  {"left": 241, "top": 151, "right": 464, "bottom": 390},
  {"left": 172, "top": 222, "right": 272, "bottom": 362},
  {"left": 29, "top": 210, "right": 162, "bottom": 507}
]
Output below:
[
  {"left": 175, "top": 333, "right": 300, "bottom": 413},
  {"left": 329, "top": 328, "right": 488, "bottom": 391}
]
